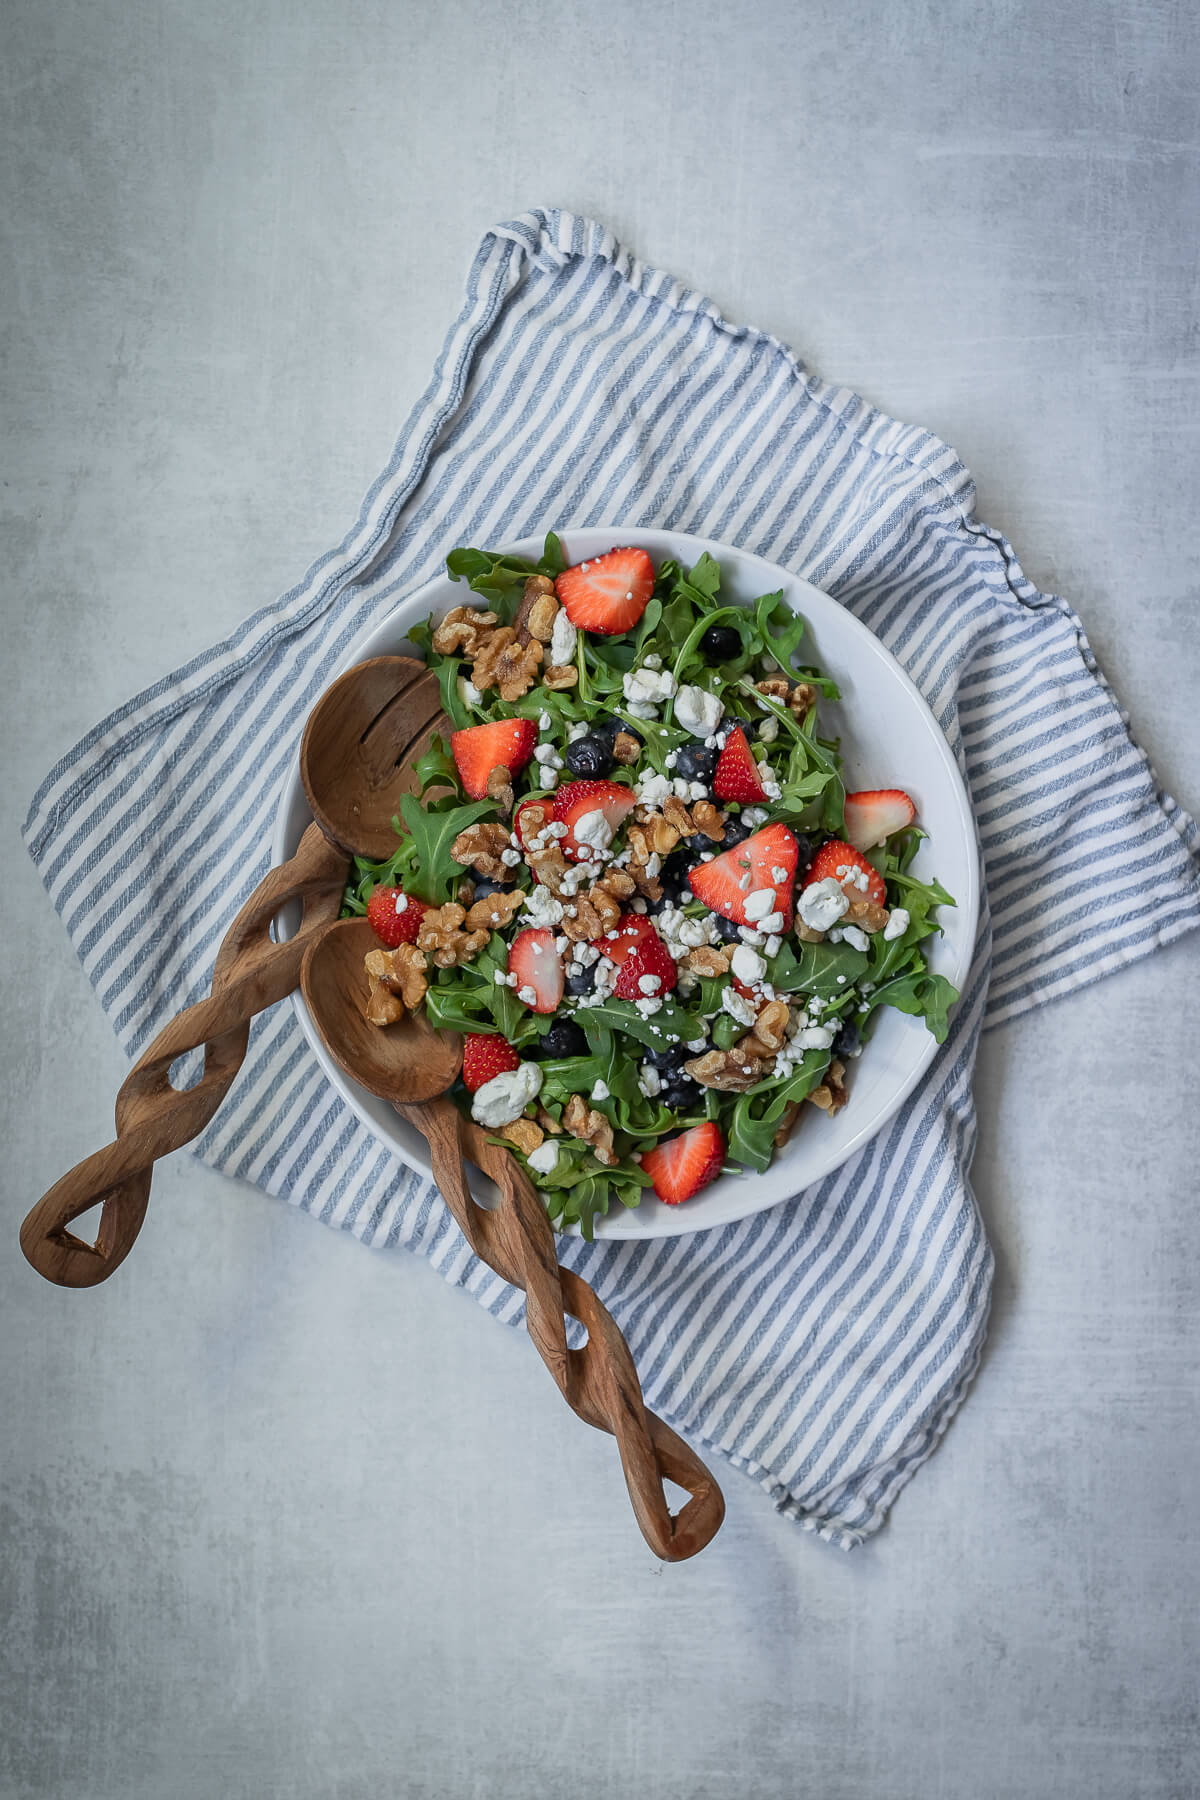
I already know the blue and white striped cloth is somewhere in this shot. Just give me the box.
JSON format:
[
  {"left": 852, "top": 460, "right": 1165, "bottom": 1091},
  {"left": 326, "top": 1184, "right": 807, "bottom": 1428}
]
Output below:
[{"left": 25, "top": 210, "right": 1200, "bottom": 1547}]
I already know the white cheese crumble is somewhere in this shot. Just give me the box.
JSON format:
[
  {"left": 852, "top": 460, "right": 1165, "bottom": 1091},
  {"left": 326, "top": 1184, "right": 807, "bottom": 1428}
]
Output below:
[
  {"left": 883, "top": 907, "right": 910, "bottom": 941},
  {"left": 623, "top": 666, "right": 677, "bottom": 706},
  {"left": 637, "top": 973, "right": 663, "bottom": 995},
  {"left": 831, "top": 923, "right": 870, "bottom": 953},
  {"left": 573, "top": 807, "right": 614, "bottom": 854},
  {"left": 743, "top": 887, "right": 777, "bottom": 922},
  {"left": 522, "top": 885, "right": 564, "bottom": 928},
  {"left": 591, "top": 1078, "right": 610, "bottom": 1101},
  {"left": 470, "top": 1061, "right": 543, "bottom": 1128},
  {"left": 674, "top": 683, "right": 724, "bottom": 738},
  {"left": 527, "top": 1140, "right": 560, "bottom": 1175},
  {"left": 795, "top": 1024, "right": 836, "bottom": 1051},
  {"left": 458, "top": 675, "right": 483, "bottom": 708},
  {"left": 500, "top": 847, "right": 523, "bottom": 867},
  {"left": 721, "top": 988, "right": 757, "bottom": 1028},
  {"left": 731, "top": 944, "right": 767, "bottom": 985},
  {"left": 797, "top": 876, "right": 850, "bottom": 933},
  {"left": 638, "top": 1065, "right": 662, "bottom": 1097},
  {"left": 549, "top": 611, "right": 577, "bottom": 667},
  {"left": 635, "top": 771, "right": 673, "bottom": 807}
]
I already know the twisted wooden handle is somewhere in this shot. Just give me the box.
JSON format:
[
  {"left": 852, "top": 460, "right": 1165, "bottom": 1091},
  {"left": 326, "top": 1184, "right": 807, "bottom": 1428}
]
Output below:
[
  {"left": 21, "top": 824, "right": 349, "bottom": 1287},
  {"left": 398, "top": 1097, "right": 725, "bottom": 1563}
]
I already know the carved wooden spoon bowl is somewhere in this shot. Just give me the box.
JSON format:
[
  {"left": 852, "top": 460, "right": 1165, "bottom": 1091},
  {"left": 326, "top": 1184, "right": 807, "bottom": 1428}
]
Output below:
[
  {"left": 299, "top": 917, "right": 726, "bottom": 1562},
  {"left": 21, "top": 656, "right": 447, "bottom": 1288}
]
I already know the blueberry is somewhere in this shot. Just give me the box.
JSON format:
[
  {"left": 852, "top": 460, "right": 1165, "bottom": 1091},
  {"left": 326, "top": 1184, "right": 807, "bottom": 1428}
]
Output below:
[
  {"left": 605, "top": 719, "right": 642, "bottom": 748},
  {"left": 564, "top": 963, "right": 597, "bottom": 997},
  {"left": 700, "top": 624, "right": 741, "bottom": 663},
  {"left": 660, "top": 1076, "right": 703, "bottom": 1112},
  {"left": 712, "top": 913, "right": 743, "bottom": 943},
  {"left": 564, "top": 732, "right": 613, "bottom": 780},
  {"left": 646, "top": 888, "right": 682, "bottom": 916},
  {"left": 721, "top": 812, "right": 753, "bottom": 848},
  {"left": 470, "top": 875, "right": 514, "bottom": 900},
  {"left": 662, "top": 847, "right": 694, "bottom": 886},
  {"left": 833, "top": 1016, "right": 861, "bottom": 1060},
  {"left": 539, "top": 1016, "right": 589, "bottom": 1059},
  {"left": 645, "top": 1041, "right": 691, "bottom": 1073},
  {"left": 674, "top": 744, "right": 717, "bottom": 783},
  {"left": 684, "top": 833, "right": 712, "bottom": 855}
]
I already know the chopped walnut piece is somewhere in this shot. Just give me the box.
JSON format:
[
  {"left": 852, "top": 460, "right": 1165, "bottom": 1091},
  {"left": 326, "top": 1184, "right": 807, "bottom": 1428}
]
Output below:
[
  {"left": 417, "top": 903, "right": 490, "bottom": 969},
  {"left": 536, "top": 1105, "right": 562, "bottom": 1136},
  {"left": 756, "top": 675, "right": 791, "bottom": 704},
  {"left": 562, "top": 1093, "right": 618, "bottom": 1166},
  {"left": 363, "top": 943, "right": 428, "bottom": 1021},
  {"left": 684, "top": 1046, "right": 771, "bottom": 1092},
  {"left": 789, "top": 682, "right": 817, "bottom": 717},
  {"left": 485, "top": 764, "right": 514, "bottom": 812},
  {"left": 755, "top": 675, "right": 817, "bottom": 718},
  {"left": 683, "top": 945, "right": 731, "bottom": 978},
  {"left": 542, "top": 663, "right": 578, "bottom": 690},
  {"left": 846, "top": 895, "right": 889, "bottom": 933},
  {"left": 431, "top": 605, "right": 500, "bottom": 656},
  {"left": 527, "top": 844, "right": 571, "bottom": 895},
  {"left": 794, "top": 919, "right": 825, "bottom": 944},
  {"left": 690, "top": 800, "right": 725, "bottom": 841},
  {"left": 560, "top": 884, "right": 621, "bottom": 943},
  {"left": 465, "top": 889, "right": 526, "bottom": 932},
  {"left": 808, "top": 1058, "right": 848, "bottom": 1114},
  {"left": 773, "top": 1100, "right": 803, "bottom": 1148},
  {"left": 595, "top": 867, "right": 635, "bottom": 902},
  {"left": 513, "top": 575, "right": 560, "bottom": 646},
  {"left": 501, "top": 1117, "right": 545, "bottom": 1156},
  {"left": 745, "top": 998, "right": 790, "bottom": 1056},
  {"left": 451, "top": 821, "right": 512, "bottom": 881},
  {"left": 662, "top": 794, "right": 694, "bottom": 836},
  {"left": 628, "top": 815, "right": 680, "bottom": 859},
  {"left": 611, "top": 730, "right": 641, "bottom": 765},
  {"left": 472, "top": 627, "right": 543, "bottom": 702}
]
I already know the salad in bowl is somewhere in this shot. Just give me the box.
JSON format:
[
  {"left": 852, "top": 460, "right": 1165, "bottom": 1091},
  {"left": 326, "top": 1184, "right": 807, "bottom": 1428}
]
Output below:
[{"left": 339, "top": 533, "right": 960, "bottom": 1239}]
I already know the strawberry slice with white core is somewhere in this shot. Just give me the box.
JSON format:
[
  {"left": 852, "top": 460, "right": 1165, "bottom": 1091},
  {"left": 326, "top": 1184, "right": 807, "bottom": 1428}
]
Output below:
[
  {"left": 552, "top": 779, "right": 636, "bottom": 862},
  {"left": 843, "top": 788, "right": 917, "bottom": 852},
  {"left": 613, "top": 932, "right": 677, "bottom": 1001},
  {"left": 555, "top": 546, "right": 655, "bottom": 636},
  {"left": 507, "top": 928, "right": 564, "bottom": 1014},
  {"left": 687, "top": 823, "right": 799, "bottom": 928},
  {"left": 640, "top": 1122, "right": 726, "bottom": 1206},
  {"left": 803, "top": 840, "right": 887, "bottom": 907},
  {"left": 451, "top": 718, "right": 537, "bottom": 800}
]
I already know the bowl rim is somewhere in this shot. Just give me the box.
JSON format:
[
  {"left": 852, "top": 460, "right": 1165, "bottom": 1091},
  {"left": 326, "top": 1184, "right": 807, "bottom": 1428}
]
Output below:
[{"left": 272, "top": 526, "right": 980, "bottom": 1239}]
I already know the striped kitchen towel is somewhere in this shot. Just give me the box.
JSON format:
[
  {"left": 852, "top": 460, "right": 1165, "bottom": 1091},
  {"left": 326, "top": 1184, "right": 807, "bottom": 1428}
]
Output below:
[{"left": 23, "top": 210, "right": 1200, "bottom": 1548}]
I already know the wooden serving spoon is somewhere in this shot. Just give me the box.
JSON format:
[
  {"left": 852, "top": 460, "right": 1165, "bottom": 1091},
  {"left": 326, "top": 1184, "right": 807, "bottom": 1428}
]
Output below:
[
  {"left": 21, "top": 655, "right": 447, "bottom": 1289},
  {"left": 300, "top": 917, "right": 726, "bottom": 1562}
]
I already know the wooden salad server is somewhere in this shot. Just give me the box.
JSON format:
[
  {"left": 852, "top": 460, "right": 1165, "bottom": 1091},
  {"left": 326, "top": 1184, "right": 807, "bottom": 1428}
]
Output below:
[
  {"left": 300, "top": 917, "right": 726, "bottom": 1562},
  {"left": 21, "top": 656, "right": 446, "bottom": 1289}
]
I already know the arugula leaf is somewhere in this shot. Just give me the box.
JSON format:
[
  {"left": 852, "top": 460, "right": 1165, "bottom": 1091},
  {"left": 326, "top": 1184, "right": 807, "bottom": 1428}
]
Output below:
[
  {"left": 860, "top": 970, "right": 958, "bottom": 1044},
  {"left": 575, "top": 997, "right": 702, "bottom": 1052},
  {"left": 397, "top": 791, "right": 496, "bottom": 904}
]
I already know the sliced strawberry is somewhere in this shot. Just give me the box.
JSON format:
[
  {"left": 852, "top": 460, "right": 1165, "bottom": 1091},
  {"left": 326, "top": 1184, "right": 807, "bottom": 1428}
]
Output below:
[
  {"left": 552, "top": 778, "right": 636, "bottom": 861},
  {"left": 803, "top": 839, "right": 887, "bottom": 907},
  {"left": 365, "top": 886, "right": 427, "bottom": 948},
  {"left": 555, "top": 546, "right": 655, "bottom": 636},
  {"left": 461, "top": 1033, "right": 521, "bottom": 1093},
  {"left": 843, "top": 788, "right": 917, "bottom": 852},
  {"left": 514, "top": 796, "right": 555, "bottom": 851},
  {"left": 712, "top": 726, "right": 767, "bottom": 804},
  {"left": 594, "top": 911, "right": 660, "bottom": 964},
  {"left": 613, "top": 933, "right": 677, "bottom": 1001},
  {"left": 640, "top": 1122, "right": 725, "bottom": 1206},
  {"left": 507, "top": 927, "right": 564, "bottom": 1014},
  {"left": 451, "top": 718, "right": 537, "bottom": 800},
  {"left": 687, "top": 823, "right": 799, "bottom": 928}
]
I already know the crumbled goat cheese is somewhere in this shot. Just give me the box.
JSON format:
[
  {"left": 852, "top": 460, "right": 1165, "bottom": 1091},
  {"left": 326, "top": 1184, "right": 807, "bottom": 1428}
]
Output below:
[
  {"left": 797, "top": 876, "right": 850, "bottom": 933},
  {"left": 623, "top": 666, "right": 677, "bottom": 706},
  {"left": 638, "top": 973, "right": 663, "bottom": 995},
  {"left": 731, "top": 944, "right": 767, "bottom": 985},
  {"left": 500, "top": 847, "right": 523, "bottom": 867},
  {"left": 638, "top": 1065, "right": 662, "bottom": 1098},
  {"left": 635, "top": 771, "right": 673, "bottom": 808},
  {"left": 743, "top": 888, "right": 778, "bottom": 922},
  {"left": 757, "top": 911, "right": 785, "bottom": 936},
  {"left": 522, "top": 886, "right": 564, "bottom": 928},
  {"left": 470, "top": 1061, "right": 543, "bottom": 1128},
  {"left": 549, "top": 611, "right": 577, "bottom": 667},
  {"left": 831, "top": 923, "right": 870, "bottom": 953},
  {"left": 883, "top": 907, "right": 910, "bottom": 941},
  {"left": 527, "top": 1141, "right": 560, "bottom": 1175},
  {"left": 674, "top": 684, "right": 724, "bottom": 738},
  {"left": 757, "top": 716, "right": 779, "bottom": 743},
  {"left": 458, "top": 676, "right": 483, "bottom": 708},
  {"left": 795, "top": 1025, "right": 836, "bottom": 1051},
  {"left": 573, "top": 808, "right": 615, "bottom": 854},
  {"left": 721, "top": 988, "right": 757, "bottom": 1028},
  {"left": 625, "top": 701, "right": 659, "bottom": 720},
  {"left": 591, "top": 1078, "right": 610, "bottom": 1102},
  {"left": 534, "top": 743, "right": 562, "bottom": 767}
]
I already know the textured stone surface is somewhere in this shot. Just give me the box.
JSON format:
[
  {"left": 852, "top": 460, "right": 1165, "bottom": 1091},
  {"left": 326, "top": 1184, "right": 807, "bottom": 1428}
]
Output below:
[{"left": 2, "top": 1, "right": 1198, "bottom": 1796}]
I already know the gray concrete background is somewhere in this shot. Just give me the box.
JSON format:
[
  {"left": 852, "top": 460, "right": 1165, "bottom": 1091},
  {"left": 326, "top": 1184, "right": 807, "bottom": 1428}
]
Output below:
[{"left": 2, "top": 1, "right": 1199, "bottom": 1796}]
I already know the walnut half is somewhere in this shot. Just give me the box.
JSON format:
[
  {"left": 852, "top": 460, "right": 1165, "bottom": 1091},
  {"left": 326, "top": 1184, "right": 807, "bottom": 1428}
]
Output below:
[
  {"left": 562, "top": 1093, "right": 618, "bottom": 1166},
  {"left": 684, "top": 1046, "right": 772, "bottom": 1092},
  {"left": 363, "top": 943, "right": 428, "bottom": 1023},
  {"left": 808, "top": 1058, "right": 848, "bottom": 1114},
  {"left": 416, "top": 903, "right": 490, "bottom": 969},
  {"left": 451, "top": 821, "right": 513, "bottom": 881}
]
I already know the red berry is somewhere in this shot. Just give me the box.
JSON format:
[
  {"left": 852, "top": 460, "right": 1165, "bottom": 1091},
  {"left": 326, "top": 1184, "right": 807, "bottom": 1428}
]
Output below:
[
  {"left": 803, "top": 840, "right": 887, "bottom": 907},
  {"left": 712, "top": 726, "right": 767, "bottom": 804},
  {"left": 552, "top": 779, "right": 636, "bottom": 861},
  {"left": 593, "top": 912, "right": 660, "bottom": 964},
  {"left": 842, "top": 788, "right": 917, "bottom": 852},
  {"left": 613, "top": 933, "right": 677, "bottom": 1001},
  {"left": 461, "top": 1034, "right": 522, "bottom": 1094},
  {"left": 555, "top": 545, "right": 655, "bottom": 636},
  {"left": 366, "top": 886, "right": 427, "bottom": 947},
  {"left": 507, "top": 927, "right": 565, "bottom": 1014},
  {"left": 451, "top": 718, "right": 537, "bottom": 799},
  {"left": 687, "top": 824, "right": 799, "bottom": 928},
  {"left": 640, "top": 1122, "right": 725, "bottom": 1206}
]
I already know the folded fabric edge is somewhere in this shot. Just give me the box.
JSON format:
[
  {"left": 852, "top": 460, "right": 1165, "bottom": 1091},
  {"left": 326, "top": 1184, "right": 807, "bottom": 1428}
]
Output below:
[{"left": 983, "top": 901, "right": 1200, "bottom": 1031}]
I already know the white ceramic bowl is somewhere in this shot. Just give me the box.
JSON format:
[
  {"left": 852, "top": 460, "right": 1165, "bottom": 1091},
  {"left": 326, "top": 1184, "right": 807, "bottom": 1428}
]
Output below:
[{"left": 272, "top": 527, "right": 979, "bottom": 1239}]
